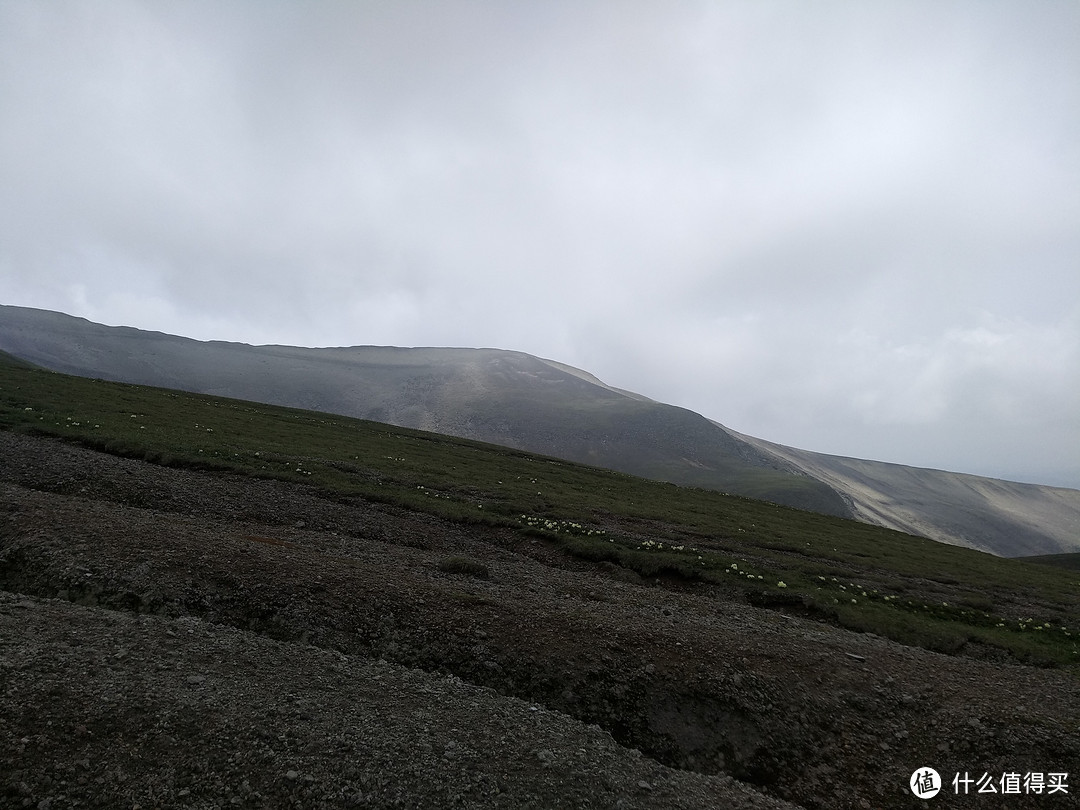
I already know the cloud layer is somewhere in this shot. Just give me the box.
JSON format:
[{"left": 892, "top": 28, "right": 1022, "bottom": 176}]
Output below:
[{"left": 2, "top": 1, "right": 1078, "bottom": 486}]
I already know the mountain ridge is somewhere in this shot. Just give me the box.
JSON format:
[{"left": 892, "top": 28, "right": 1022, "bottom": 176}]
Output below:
[
  {"left": 1, "top": 303, "right": 1077, "bottom": 556},
  {"left": 735, "top": 430, "right": 1080, "bottom": 557}
]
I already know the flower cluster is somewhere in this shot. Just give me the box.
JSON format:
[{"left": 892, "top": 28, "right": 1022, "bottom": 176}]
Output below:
[
  {"left": 57, "top": 415, "right": 100, "bottom": 428},
  {"left": 416, "top": 484, "right": 455, "bottom": 501},
  {"left": 519, "top": 516, "right": 604, "bottom": 536},
  {"left": 725, "top": 563, "right": 764, "bottom": 581},
  {"left": 816, "top": 575, "right": 878, "bottom": 598},
  {"left": 1015, "top": 617, "right": 1071, "bottom": 634}
]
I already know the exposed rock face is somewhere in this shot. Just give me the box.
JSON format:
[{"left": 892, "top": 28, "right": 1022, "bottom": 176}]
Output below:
[{"left": 2, "top": 432, "right": 1078, "bottom": 809}]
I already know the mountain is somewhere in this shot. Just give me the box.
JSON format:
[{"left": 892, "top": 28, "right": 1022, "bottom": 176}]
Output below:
[
  {"left": 0, "top": 305, "right": 849, "bottom": 515},
  {"left": 2, "top": 303, "right": 1078, "bottom": 556},
  {"left": 736, "top": 433, "right": 1080, "bottom": 557}
]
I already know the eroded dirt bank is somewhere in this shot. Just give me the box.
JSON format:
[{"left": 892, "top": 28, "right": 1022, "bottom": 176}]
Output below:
[{"left": 2, "top": 433, "right": 1078, "bottom": 809}]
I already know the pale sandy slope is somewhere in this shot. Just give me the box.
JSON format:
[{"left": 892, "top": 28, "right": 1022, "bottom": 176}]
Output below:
[{"left": 734, "top": 430, "right": 1080, "bottom": 556}]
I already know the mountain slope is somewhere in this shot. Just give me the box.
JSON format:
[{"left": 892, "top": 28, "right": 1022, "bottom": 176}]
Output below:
[
  {"left": 2, "top": 304, "right": 1078, "bottom": 556},
  {"left": 4, "top": 430, "right": 1077, "bottom": 810},
  {"left": 736, "top": 432, "right": 1080, "bottom": 557},
  {"left": 0, "top": 305, "right": 848, "bottom": 517}
]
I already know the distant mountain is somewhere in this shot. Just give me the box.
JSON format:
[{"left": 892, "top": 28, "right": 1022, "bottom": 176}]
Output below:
[
  {"left": 736, "top": 432, "right": 1080, "bottom": 557},
  {"left": 2, "top": 304, "right": 1078, "bottom": 556}
]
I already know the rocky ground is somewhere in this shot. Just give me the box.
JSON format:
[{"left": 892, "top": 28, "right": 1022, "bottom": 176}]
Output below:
[{"left": 1, "top": 432, "right": 1078, "bottom": 809}]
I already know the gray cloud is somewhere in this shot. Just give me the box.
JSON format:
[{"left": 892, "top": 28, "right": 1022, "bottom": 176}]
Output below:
[{"left": 2, "top": 1, "right": 1078, "bottom": 487}]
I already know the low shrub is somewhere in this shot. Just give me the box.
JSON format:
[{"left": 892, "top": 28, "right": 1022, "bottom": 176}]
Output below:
[{"left": 438, "top": 556, "right": 491, "bottom": 580}]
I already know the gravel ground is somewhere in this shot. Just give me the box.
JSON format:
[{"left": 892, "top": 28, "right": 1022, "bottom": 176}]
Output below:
[
  {"left": 1, "top": 591, "right": 795, "bottom": 810},
  {"left": 2, "top": 432, "right": 1078, "bottom": 809}
]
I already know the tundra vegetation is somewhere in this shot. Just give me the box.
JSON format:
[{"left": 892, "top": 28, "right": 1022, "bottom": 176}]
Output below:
[{"left": 1, "top": 357, "right": 1078, "bottom": 670}]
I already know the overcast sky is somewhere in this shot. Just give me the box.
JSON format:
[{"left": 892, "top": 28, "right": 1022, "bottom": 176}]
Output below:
[{"left": 2, "top": 2, "right": 1078, "bottom": 488}]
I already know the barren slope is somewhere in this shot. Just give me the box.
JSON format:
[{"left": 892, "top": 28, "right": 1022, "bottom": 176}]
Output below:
[
  {"left": 2, "top": 433, "right": 1078, "bottom": 809},
  {"left": 738, "top": 433, "right": 1080, "bottom": 556}
]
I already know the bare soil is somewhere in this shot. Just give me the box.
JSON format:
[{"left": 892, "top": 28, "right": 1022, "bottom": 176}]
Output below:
[{"left": 1, "top": 432, "right": 1077, "bottom": 809}]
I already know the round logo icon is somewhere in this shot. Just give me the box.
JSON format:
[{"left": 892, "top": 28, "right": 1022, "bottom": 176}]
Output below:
[{"left": 910, "top": 767, "right": 941, "bottom": 798}]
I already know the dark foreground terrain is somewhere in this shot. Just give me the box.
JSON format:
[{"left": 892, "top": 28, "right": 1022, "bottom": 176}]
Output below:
[{"left": 2, "top": 432, "right": 1078, "bottom": 809}]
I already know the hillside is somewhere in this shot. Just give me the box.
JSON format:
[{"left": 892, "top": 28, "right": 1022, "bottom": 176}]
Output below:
[
  {"left": 738, "top": 432, "right": 1080, "bottom": 558},
  {"left": 2, "top": 304, "right": 1079, "bottom": 557},
  {"left": 0, "top": 305, "right": 848, "bottom": 517},
  {"left": 2, "top": 359, "right": 1079, "bottom": 809}
]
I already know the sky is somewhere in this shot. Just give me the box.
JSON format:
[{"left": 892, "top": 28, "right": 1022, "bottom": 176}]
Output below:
[{"left": 1, "top": 2, "right": 1078, "bottom": 488}]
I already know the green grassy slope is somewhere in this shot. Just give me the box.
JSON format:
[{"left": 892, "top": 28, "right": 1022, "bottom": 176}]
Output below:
[
  {"left": 1022, "top": 553, "right": 1080, "bottom": 571},
  {"left": 2, "top": 356, "right": 1078, "bottom": 671},
  {"left": 0, "top": 349, "right": 39, "bottom": 369}
]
